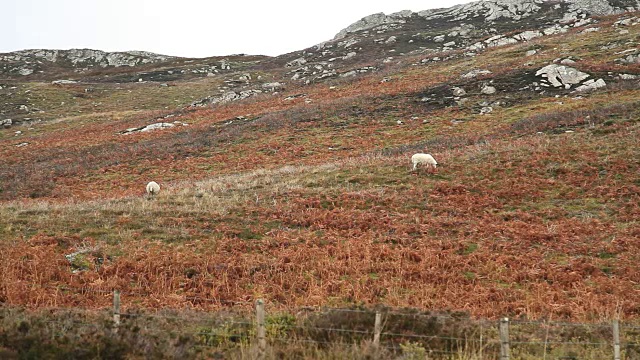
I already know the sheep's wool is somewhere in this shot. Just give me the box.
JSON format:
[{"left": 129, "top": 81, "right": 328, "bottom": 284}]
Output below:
[
  {"left": 146, "top": 181, "right": 160, "bottom": 195},
  {"left": 411, "top": 153, "right": 437, "bottom": 170}
]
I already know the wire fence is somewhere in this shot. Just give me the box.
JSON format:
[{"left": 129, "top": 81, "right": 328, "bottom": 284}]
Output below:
[{"left": 2, "top": 284, "right": 640, "bottom": 359}]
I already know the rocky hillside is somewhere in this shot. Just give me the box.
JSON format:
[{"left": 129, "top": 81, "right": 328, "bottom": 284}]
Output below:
[
  {"left": 1, "top": 0, "right": 639, "bottom": 126},
  {"left": 0, "top": 0, "right": 639, "bottom": 326}
]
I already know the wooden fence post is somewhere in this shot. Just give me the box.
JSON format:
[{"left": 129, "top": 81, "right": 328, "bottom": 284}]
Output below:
[
  {"left": 373, "top": 311, "right": 382, "bottom": 350},
  {"left": 479, "top": 321, "right": 484, "bottom": 359},
  {"left": 113, "top": 290, "right": 121, "bottom": 330},
  {"left": 256, "top": 299, "right": 266, "bottom": 360},
  {"left": 613, "top": 319, "right": 621, "bottom": 360},
  {"left": 499, "top": 317, "right": 510, "bottom": 360}
]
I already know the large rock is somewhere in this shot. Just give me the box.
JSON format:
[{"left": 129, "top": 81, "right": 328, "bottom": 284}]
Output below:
[
  {"left": 191, "top": 89, "right": 264, "bottom": 107},
  {"left": 121, "top": 121, "right": 188, "bottom": 135},
  {"left": 452, "top": 87, "right": 467, "bottom": 96},
  {"left": 575, "top": 78, "right": 606, "bottom": 92},
  {"left": 261, "top": 82, "right": 284, "bottom": 92},
  {"left": 535, "top": 64, "right": 590, "bottom": 88},
  {"left": 481, "top": 84, "right": 497, "bottom": 94},
  {"left": 461, "top": 69, "right": 492, "bottom": 79}
]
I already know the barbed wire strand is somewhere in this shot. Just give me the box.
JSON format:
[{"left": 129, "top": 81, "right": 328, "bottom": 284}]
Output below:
[
  {"left": 510, "top": 319, "right": 612, "bottom": 328},
  {"left": 511, "top": 340, "right": 608, "bottom": 345},
  {"left": 122, "top": 312, "right": 253, "bottom": 325},
  {"left": 282, "top": 324, "right": 372, "bottom": 335}
]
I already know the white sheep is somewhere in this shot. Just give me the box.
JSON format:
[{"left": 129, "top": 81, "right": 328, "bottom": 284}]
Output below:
[
  {"left": 411, "top": 153, "right": 438, "bottom": 172},
  {"left": 146, "top": 181, "right": 160, "bottom": 196}
]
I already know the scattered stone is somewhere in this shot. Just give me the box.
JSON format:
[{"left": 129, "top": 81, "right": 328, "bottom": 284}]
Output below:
[
  {"left": 52, "top": 79, "right": 78, "bottom": 85},
  {"left": 481, "top": 84, "right": 497, "bottom": 95},
  {"left": 467, "top": 42, "right": 485, "bottom": 51},
  {"left": 617, "top": 53, "right": 640, "bottom": 64},
  {"left": 575, "top": 78, "right": 606, "bottom": 92},
  {"left": 340, "top": 70, "right": 357, "bottom": 78},
  {"left": 618, "top": 73, "right": 639, "bottom": 80},
  {"left": 262, "top": 82, "right": 284, "bottom": 92},
  {"left": 581, "top": 27, "right": 600, "bottom": 33},
  {"left": 461, "top": 69, "right": 492, "bottom": 79},
  {"left": 286, "top": 57, "right": 307, "bottom": 67},
  {"left": 452, "top": 87, "right": 467, "bottom": 97},
  {"left": 343, "top": 52, "right": 357, "bottom": 60},
  {"left": 1, "top": 119, "right": 12, "bottom": 128},
  {"left": 284, "top": 93, "right": 306, "bottom": 101},
  {"left": 615, "top": 17, "right": 636, "bottom": 26},
  {"left": 526, "top": 49, "right": 538, "bottom": 56},
  {"left": 514, "top": 30, "right": 542, "bottom": 41},
  {"left": 15, "top": 142, "right": 29, "bottom": 147},
  {"left": 486, "top": 35, "right": 518, "bottom": 47},
  {"left": 385, "top": 36, "right": 397, "bottom": 44},
  {"left": 219, "top": 60, "right": 231, "bottom": 70},
  {"left": 543, "top": 24, "right": 569, "bottom": 36},
  {"left": 18, "top": 68, "right": 33, "bottom": 76},
  {"left": 120, "top": 121, "right": 188, "bottom": 135},
  {"left": 480, "top": 106, "right": 493, "bottom": 114}
]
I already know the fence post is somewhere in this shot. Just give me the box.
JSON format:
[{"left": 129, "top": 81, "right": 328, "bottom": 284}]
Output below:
[
  {"left": 613, "top": 319, "right": 621, "bottom": 360},
  {"left": 373, "top": 311, "right": 382, "bottom": 350},
  {"left": 256, "top": 299, "right": 266, "bottom": 360},
  {"left": 113, "top": 290, "right": 121, "bottom": 330},
  {"left": 479, "top": 321, "right": 484, "bottom": 359},
  {"left": 499, "top": 317, "right": 510, "bottom": 360}
]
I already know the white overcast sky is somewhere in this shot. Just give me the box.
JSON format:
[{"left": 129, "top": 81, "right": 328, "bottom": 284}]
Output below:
[{"left": 2, "top": 0, "right": 470, "bottom": 58}]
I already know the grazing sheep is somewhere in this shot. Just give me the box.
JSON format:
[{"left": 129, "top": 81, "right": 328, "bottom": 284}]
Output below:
[
  {"left": 146, "top": 181, "right": 160, "bottom": 196},
  {"left": 411, "top": 153, "right": 438, "bottom": 172}
]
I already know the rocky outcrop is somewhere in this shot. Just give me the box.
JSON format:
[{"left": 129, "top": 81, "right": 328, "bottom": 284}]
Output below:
[
  {"left": 536, "top": 64, "right": 590, "bottom": 88},
  {"left": 0, "top": 49, "right": 175, "bottom": 77},
  {"left": 534, "top": 64, "right": 606, "bottom": 92},
  {"left": 419, "top": 0, "right": 543, "bottom": 22},
  {"left": 575, "top": 78, "right": 607, "bottom": 92},
  {"left": 191, "top": 89, "right": 264, "bottom": 107},
  {"left": 335, "top": 0, "right": 639, "bottom": 41},
  {"left": 120, "top": 121, "right": 188, "bottom": 135},
  {"left": 334, "top": 12, "right": 412, "bottom": 39}
]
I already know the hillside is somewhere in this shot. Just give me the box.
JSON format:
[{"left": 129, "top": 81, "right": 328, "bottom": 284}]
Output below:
[{"left": 1, "top": 0, "right": 639, "bottom": 330}]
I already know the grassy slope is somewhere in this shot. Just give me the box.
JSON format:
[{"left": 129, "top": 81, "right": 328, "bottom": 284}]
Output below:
[{"left": 0, "top": 17, "right": 639, "bottom": 321}]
